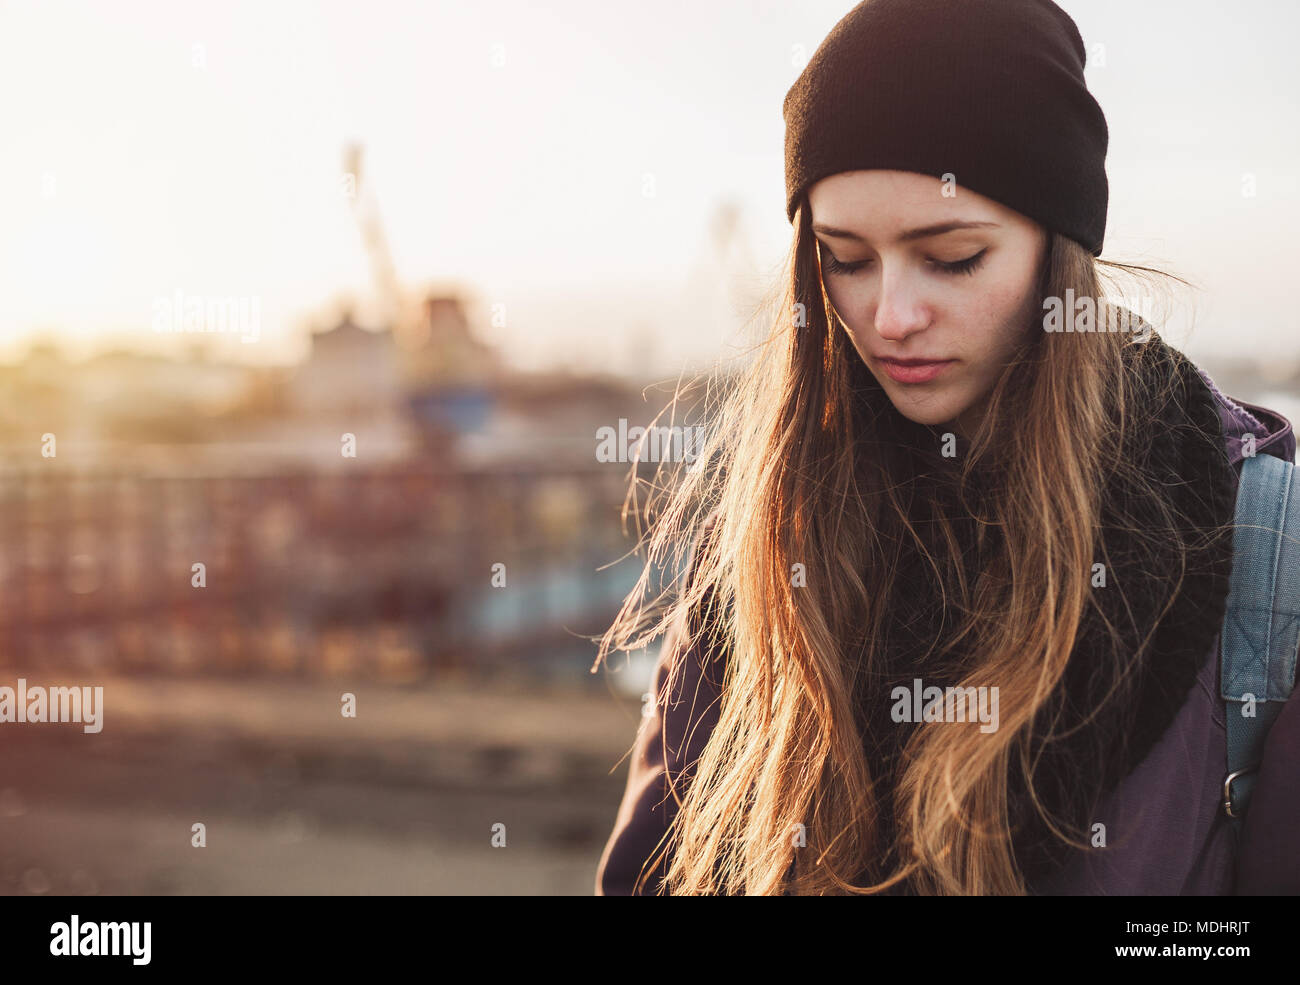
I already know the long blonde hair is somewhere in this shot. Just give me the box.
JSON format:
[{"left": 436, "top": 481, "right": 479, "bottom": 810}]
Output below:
[{"left": 596, "top": 194, "right": 1203, "bottom": 895}]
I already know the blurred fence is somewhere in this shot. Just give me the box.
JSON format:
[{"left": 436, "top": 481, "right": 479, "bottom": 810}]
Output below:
[{"left": 0, "top": 461, "right": 665, "bottom": 685}]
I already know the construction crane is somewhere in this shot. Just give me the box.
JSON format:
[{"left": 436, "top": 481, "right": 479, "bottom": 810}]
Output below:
[{"left": 342, "top": 141, "right": 407, "bottom": 341}]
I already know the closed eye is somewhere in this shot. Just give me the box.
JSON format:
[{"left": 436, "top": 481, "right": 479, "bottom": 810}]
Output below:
[{"left": 821, "top": 248, "right": 989, "bottom": 278}]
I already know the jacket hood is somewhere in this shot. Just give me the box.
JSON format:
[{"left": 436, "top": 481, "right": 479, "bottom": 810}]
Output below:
[{"left": 1198, "top": 366, "right": 1296, "bottom": 467}]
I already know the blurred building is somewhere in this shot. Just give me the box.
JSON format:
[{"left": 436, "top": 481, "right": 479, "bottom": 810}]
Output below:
[{"left": 290, "top": 307, "right": 404, "bottom": 417}]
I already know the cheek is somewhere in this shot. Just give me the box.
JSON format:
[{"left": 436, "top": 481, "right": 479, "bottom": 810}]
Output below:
[
  {"left": 824, "top": 281, "right": 858, "bottom": 328},
  {"left": 824, "top": 289, "right": 870, "bottom": 354},
  {"left": 970, "top": 281, "right": 1037, "bottom": 357}
]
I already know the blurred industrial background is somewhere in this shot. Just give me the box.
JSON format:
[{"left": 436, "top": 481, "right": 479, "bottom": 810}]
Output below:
[{"left": 0, "top": 136, "right": 725, "bottom": 895}]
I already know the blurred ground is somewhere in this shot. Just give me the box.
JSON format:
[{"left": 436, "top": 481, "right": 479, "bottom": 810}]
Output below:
[{"left": 0, "top": 670, "right": 646, "bottom": 895}]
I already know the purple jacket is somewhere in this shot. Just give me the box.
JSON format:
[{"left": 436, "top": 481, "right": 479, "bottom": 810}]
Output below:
[{"left": 596, "top": 371, "right": 1298, "bottom": 895}]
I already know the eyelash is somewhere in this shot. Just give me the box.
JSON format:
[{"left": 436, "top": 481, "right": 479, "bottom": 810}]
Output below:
[{"left": 821, "top": 248, "right": 988, "bottom": 278}]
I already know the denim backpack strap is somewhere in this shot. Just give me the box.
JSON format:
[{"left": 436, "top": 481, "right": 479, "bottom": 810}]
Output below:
[{"left": 1219, "top": 451, "right": 1300, "bottom": 822}]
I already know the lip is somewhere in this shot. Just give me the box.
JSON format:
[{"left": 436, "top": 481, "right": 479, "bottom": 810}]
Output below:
[{"left": 876, "top": 357, "right": 955, "bottom": 384}]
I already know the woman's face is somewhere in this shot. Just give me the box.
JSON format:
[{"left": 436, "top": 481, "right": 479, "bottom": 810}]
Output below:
[{"left": 808, "top": 170, "right": 1048, "bottom": 438}]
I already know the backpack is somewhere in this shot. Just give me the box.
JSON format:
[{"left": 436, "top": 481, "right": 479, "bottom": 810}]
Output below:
[{"left": 1218, "top": 449, "right": 1300, "bottom": 828}]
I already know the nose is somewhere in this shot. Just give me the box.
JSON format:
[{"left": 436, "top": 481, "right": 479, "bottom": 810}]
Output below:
[{"left": 873, "top": 265, "right": 931, "bottom": 344}]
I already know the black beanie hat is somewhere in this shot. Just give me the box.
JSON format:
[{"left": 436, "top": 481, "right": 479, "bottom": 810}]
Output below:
[{"left": 783, "top": 0, "right": 1109, "bottom": 256}]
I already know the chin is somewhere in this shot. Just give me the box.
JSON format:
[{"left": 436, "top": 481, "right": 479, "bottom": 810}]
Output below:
[
  {"left": 881, "top": 390, "right": 967, "bottom": 430},
  {"left": 896, "top": 408, "right": 957, "bottom": 429}
]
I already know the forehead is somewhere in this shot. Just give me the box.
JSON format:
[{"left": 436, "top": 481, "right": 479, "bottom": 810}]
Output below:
[{"left": 808, "top": 170, "right": 1002, "bottom": 231}]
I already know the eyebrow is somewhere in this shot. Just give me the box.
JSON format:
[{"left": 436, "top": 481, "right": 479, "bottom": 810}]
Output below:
[{"left": 812, "top": 220, "right": 999, "bottom": 244}]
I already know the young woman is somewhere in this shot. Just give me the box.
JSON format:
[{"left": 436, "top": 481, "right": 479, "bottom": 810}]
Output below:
[{"left": 593, "top": 0, "right": 1298, "bottom": 895}]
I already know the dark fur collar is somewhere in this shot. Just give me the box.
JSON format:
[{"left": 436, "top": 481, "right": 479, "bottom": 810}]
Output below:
[{"left": 1008, "top": 336, "right": 1237, "bottom": 883}]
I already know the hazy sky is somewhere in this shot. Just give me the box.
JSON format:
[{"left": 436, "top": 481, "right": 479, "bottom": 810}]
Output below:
[{"left": 1, "top": 0, "right": 1297, "bottom": 376}]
